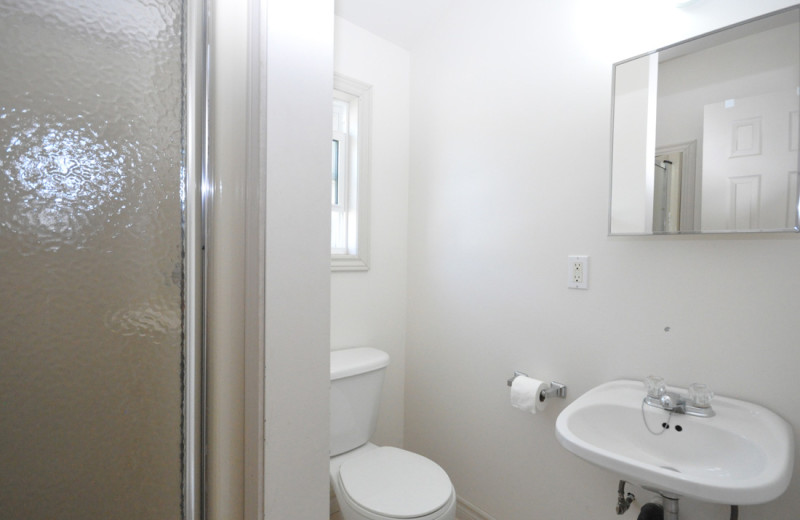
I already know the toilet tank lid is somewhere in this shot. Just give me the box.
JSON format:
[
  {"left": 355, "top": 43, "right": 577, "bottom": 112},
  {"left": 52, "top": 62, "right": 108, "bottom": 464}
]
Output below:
[{"left": 331, "top": 347, "right": 390, "bottom": 381}]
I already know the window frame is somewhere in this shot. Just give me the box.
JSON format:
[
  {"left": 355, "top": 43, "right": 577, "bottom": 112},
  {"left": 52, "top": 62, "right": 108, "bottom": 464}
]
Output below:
[{"left": 331, "top": 74, "right": 372, "bottom": 271}]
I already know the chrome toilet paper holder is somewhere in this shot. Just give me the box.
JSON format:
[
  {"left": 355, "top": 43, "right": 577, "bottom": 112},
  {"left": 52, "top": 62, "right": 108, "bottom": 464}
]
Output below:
[{"left": 507, "top": 371, "right": 567, "bottom": 400}]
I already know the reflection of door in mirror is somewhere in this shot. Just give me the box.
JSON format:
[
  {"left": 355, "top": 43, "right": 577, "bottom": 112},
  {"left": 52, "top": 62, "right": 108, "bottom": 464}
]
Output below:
[
  {"left": 652, "top": 142, "right": 697, "bottom": 233},
  {"left": 652, "top": 7, "right": 799, "bottom": 234},
  {"left": 653, "top": 156, "right": 680, "bottom": 233},
  {"left": 702, "top": 90, "right": 798, "bottom": 231}
]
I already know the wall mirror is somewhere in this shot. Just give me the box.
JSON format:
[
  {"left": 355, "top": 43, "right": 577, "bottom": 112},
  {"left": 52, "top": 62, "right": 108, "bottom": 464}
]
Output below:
[{"left": 609, "top": 6, "right": 800, "bottom": 235}]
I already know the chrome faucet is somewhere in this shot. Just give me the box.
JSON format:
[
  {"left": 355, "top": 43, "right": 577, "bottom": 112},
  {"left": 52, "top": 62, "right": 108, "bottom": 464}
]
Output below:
[{"left": 644, "top": 376, "right": 715, "bottom": 418}]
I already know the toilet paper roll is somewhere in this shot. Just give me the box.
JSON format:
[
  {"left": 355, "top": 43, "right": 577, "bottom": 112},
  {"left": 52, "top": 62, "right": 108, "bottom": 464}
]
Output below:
[{"left": 510, "top": 375, "right": 548, "bottom": 414}]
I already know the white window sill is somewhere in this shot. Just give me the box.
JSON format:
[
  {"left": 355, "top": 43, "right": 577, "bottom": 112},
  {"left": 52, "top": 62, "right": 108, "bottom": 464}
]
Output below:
[{"left": 331, "top": 254, "right": 369, "bottom": 272}]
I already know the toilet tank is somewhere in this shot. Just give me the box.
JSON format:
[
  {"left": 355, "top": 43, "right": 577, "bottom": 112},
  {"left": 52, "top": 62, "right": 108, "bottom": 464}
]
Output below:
[{"left": 330, "top": 347, "right": 390, "bottom": 456}]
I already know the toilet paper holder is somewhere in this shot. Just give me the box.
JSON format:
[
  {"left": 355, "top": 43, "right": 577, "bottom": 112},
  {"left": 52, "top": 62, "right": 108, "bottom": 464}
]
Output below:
[{"left": 506, "top": 371, "right": 567, "bottom": 400}]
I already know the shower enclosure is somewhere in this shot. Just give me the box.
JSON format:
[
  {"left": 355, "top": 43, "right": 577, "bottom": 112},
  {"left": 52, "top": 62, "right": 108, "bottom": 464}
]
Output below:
[{"left": 0, "top": 1, "right": 204, "bottom": 518}]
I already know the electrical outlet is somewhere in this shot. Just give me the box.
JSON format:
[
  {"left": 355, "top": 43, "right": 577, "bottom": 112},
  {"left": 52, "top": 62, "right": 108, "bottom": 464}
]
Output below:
[{"left": 567, "top": 255, "right": 588, "bottom": 289}]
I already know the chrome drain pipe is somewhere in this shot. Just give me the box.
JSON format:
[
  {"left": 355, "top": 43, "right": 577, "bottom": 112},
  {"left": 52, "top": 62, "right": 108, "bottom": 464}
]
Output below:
[
  {"left": 616, "top": 481, "right": 635, "bottom": 515},
  {"left": 662, "top": 495, "right": 679, "bottom": 520}
]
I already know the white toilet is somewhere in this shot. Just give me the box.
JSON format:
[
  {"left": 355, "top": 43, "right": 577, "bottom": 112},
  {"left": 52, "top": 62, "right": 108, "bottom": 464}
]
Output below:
[{"left": 330, "top": 347, "right": 456, "bottom": 520}]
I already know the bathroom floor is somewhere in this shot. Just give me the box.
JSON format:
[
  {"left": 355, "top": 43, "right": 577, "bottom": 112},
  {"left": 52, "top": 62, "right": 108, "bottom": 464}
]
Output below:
[
  {"left": 330, "top": 497, "right": 462, "bottom": 520},
  {"left": 331, "top": 510, "right": 463, "bottom": 520},
  {"left": 329, "top": 489, "right": 342, "bottom": 520}
]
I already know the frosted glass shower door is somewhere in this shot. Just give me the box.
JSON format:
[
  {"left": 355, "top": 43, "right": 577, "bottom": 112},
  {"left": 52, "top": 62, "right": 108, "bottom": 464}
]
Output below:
[{"left": 0, "top": 1, "right": 191, "bottom": 518}]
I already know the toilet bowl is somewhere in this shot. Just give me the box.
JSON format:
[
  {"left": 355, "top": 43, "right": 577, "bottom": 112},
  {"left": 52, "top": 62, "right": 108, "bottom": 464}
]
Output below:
[
  {"left": 330, "top": 443, "right": 456, "bottom": 520},
  {"left": 330, "top": 348, "right": 456, "bottom": 520}
]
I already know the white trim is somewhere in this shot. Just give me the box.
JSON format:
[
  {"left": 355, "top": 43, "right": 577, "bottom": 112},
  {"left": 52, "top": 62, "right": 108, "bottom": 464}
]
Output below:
[
  {"left": 332, "top": 73, "right": 372, "bottom": 272},
  {"left": 331, "top": 254, "right": 370, "bottom": 271},
  {"left": 456, "top": 496, "right": 496, "bottom": 520},
  {"left": 244, "top": 0, "right": 266, "bottom": 517}
]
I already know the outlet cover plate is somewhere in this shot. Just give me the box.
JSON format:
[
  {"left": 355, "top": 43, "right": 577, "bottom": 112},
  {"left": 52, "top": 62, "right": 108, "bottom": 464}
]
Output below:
[{"left": 568, "top": 255, "right": 588, "bottom": 289}]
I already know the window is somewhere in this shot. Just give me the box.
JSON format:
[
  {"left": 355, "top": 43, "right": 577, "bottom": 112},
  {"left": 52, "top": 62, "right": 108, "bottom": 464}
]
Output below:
[{"left": 331, "top": 74, "right": 371, "bottom": 271}]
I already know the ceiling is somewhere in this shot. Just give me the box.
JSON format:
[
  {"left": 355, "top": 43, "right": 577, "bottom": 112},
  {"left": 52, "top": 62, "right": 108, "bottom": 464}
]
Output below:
[{"left": 334, "top": 0, "right": 455, "bottom": 50}]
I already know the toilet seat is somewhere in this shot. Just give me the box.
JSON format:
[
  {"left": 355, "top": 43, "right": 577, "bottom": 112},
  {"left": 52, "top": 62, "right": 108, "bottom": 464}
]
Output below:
[{"left": 338, "top": 447, "right": 453, "bottom": 519}]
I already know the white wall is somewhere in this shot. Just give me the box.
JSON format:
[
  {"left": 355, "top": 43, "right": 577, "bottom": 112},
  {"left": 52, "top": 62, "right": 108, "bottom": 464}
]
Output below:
[
  {"left": 207, "top": 2, "right": 333, "bottom": 518},
  {"left": 406, "top": 1, "right": 800, "bottom": 519},
  {"left": 332, "top": 17, "right": 411, "bottom": 449},
  {"left": 260, "top": 1, "right": 333, "bottom": 518}
]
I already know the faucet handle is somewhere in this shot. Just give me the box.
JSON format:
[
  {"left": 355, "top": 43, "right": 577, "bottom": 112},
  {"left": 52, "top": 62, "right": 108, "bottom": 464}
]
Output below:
[
  {"left": 644, "top": 375, "right": 667, "bottom": 398},
  {"left": 689, "top": 383, "right": 714, "bottom": 408}
]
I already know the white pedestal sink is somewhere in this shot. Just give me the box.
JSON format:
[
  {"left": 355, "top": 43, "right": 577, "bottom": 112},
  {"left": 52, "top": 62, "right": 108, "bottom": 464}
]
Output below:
[{"left": 555, "top": 380, "right": 794, "bottom": 505}]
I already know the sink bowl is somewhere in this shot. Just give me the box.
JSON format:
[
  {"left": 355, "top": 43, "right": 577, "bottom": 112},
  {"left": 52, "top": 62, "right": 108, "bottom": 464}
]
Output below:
[{"left": 555, "top": 380, "right": 794, "bottom": 505}]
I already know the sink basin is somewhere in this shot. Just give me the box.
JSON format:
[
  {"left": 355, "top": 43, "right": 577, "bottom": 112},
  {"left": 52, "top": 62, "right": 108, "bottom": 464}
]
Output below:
[{"left": 555, "top": 380, "right": 794, "bottom": 505}]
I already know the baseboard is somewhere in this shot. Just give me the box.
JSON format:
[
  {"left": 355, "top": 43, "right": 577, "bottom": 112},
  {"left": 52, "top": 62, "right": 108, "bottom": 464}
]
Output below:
[{"left": 456, "top": 496, "right": 495, "bottom": 520}]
